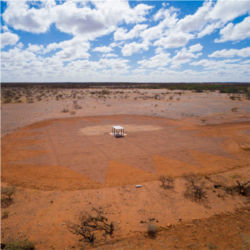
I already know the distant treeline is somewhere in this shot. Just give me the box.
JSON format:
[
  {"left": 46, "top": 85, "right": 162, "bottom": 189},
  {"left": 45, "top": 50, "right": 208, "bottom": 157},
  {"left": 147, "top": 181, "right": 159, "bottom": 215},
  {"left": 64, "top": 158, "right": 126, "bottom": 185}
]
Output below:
[{"left": 1, "top": 82, "right": 250, "bottom": 94}]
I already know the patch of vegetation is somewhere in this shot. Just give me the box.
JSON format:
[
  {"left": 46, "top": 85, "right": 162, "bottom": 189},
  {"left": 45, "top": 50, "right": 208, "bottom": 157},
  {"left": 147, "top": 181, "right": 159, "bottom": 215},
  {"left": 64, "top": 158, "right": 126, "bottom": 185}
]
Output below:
[
  {"left": 68, "top": 208, "right": 114, "bottom": 246},
  {"left": 223, "top": 181, "right": 250, "bottom": 197},
  {"left": 159, "top": 176, "right": 174, "bottom": 189},
  {"left": 1, "top": 186, "right": 16, "bottom": 208},
  {"left": 62, "top": 108, "right": 69, "bottom": 113},
  {"left": 2, "top": 239, "right": 35, "bottom": 250},
  {"left": 183, "top": 174, "right": 207, "bottom": 202},
  {"left": 147, "top": 223, "right": 158, "bottom": 238},
  {"left": 231, "top": 107, "right": 238, "bottom": 112},
  {"left": 2, "top": 210, "right": 9, "bottom": 219}
]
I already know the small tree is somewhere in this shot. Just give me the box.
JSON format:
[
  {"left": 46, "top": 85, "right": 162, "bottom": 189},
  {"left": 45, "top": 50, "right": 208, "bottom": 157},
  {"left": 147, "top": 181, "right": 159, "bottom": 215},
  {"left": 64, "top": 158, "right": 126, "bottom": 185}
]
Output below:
[
  {"left": 68, "top": 208, "right": 114, "bottom": 246},
  {"left": 159, "top": 176, "right": 174, "bottom": 189}
]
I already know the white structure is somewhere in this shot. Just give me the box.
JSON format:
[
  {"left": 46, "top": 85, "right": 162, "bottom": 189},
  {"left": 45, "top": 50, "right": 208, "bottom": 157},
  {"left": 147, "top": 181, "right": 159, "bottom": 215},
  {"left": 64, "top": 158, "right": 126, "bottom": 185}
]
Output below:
[{"left": 112, "top": 126, "right": 125, "bottom": 137}]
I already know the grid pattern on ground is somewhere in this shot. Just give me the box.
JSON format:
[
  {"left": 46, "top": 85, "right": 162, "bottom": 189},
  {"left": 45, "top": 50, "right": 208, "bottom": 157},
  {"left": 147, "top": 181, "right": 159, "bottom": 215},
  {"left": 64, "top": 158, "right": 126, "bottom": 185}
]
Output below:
[{"left": 2, "top": 115, "right": 248, "bottom": 190}]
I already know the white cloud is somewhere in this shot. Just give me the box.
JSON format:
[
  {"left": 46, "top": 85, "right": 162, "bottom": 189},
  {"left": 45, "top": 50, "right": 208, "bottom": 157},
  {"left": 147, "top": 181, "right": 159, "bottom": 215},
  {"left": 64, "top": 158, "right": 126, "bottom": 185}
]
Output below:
[
  {"left": 209, "top": 0, "right": 250, "bottom": 24},
  {"left": 171, "top": 44, "right": 203, "bottom": 68},
  {"left": 138, "top": 52, "right": 171, "bottom": 68},
  {"left": 3, "top": 0, "right": 152, "bottom": 39},
  {"left": 209, "top": 47, "right": 250, "bottom": 58},
  {"left": 197, "top": 21, "right": 221, "bottom": 38},
  {"left": 215, "top": 16, "right": 250, "bottom": 43},
  {"left": 26, "top": 43, "right": 44, "bottom": 53},
  {"left": 1, "top": 1, "right": 250, "bottom": 83},
  {"left": 121, "top": 41, "right": 149, "bottom": 56},
  {"left": 141, "top": 7, "right": 178, "bottom": 44},
  {"left": 189, "top": 43, "right": 203, "bottom": 53},
  {"left": 3, "top": 0, "right": 55, "bottom": 33},
  {"left": 103, "top": 53, "right": 118, "bottom": 58},
  {"left": 44, "top": 37, "right": 90, "bottom": 61},
  {"left": 53, "top": 1, "right": 107, "bottom": 38},
  {"left": 93, "top": 46, "right": 112, "bottom": 53},
  {"left": 114, "top": 24, "right": 147, "bottom": 41},
  {"left": 1, "top": 31, "right": 19, "bottom": 48},
  {"left": 154, "top": 6, "right": 178, "bottom": 22},
  {"left": 191, "top": 59, "right": 242, "bottom": 70},
  {"left": 154, "top": 31, "right": 194, "bottom": 49},
  {"left": 177, "top": 0, "right": 213, "bottom": 33}
]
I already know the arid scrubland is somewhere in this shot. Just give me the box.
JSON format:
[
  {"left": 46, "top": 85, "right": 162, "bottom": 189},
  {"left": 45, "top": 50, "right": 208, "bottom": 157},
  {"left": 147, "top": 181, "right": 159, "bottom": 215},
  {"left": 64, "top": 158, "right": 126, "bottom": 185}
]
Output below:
[{"left": 1, "top": 84, "right": 250, "bottom": 249}]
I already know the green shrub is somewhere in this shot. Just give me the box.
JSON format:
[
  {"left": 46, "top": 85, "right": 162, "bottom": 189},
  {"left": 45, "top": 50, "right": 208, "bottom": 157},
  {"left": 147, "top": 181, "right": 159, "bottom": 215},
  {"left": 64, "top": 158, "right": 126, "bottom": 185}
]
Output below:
[{"left": 3, "top": 239, "right": 35, "bottom": 250}]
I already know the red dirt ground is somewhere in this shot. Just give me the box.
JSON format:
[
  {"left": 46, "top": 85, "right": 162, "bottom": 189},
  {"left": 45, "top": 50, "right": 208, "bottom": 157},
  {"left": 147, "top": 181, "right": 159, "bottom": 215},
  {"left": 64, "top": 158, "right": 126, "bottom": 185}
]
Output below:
[
  {"left": 1, "top": 91, "right": 250, "bottom": 249},
  {"left": 2, "top": 115, "right": 249, "bottom": 191}
]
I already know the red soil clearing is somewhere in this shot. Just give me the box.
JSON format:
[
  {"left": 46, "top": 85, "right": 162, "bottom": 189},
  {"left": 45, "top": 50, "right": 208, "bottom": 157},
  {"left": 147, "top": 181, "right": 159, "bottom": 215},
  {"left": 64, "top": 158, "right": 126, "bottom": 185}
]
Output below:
[{"left": 2, "top": 115, "right": 250, "bottom": 191}]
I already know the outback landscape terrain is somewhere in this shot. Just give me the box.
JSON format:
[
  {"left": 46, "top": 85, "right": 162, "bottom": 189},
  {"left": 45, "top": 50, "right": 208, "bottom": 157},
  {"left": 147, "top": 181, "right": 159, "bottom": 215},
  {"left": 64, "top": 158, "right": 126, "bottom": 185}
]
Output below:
[{"left": 1, "top": 83, "right": 250, "bottom": 249}]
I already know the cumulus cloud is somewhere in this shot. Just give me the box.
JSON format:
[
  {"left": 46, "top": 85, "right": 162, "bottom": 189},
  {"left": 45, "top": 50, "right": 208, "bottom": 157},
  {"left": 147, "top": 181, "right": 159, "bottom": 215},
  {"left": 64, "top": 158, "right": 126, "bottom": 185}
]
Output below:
[
  {"left": 191, "top": 58, "right": 242, "bottom": 70},
  {"left": 209, "top": 47, "right": 250, "bottom": 58},
  {"left": 3, "top": 0, "right": 152, "bottom": 39},
  {"left": 93, "top": 46, "right": 112, "bottom": 53},
  {"left": 189, "top": 43, "right": 203, "bottom": 52},
  {"left": 171, "top": 43, "right": 203, "bottom": 68},
  {"left": 114, "top": 24, "right": 147, "bottom": 41},
  {"left": 209, "top": 0, "right": 250, "bottom": 24},
  {"left": 138, "top": 52, "right": 171, "bottom": 68},
  {"left": 102, "top": 53, "right": 118, "bottom": 58},
  {"left": 141, "top": 7, "right": 178, "bottom": 44},
  {"left": 197, "top": 21, "right": 221, "bottom": 38},
  {"left": 177, "top": 0, "right": 213, "bottom": 33},
  {"left": 215, "top": 16, "right": 250, "bottom": 43},
  {"left": 1, "top": 31, "right": 19, "bottom": 48},
  {"left": 121, "top": 41, "right": 149, "bottom": 56},
  {"left": 3, "top": 0, "right": 54, "bottom": 33},
  {"left": 44, "top": 37, "right": 90, "bottom": 61},
  {"left": 53, "top": 0, "right": 152, "bottom": 39},
  {"left": 154, "top": 31, "right": 194, "bottom": 49},
  {"left": 1, "top": 0, "right": 250, "bottom": 82}
]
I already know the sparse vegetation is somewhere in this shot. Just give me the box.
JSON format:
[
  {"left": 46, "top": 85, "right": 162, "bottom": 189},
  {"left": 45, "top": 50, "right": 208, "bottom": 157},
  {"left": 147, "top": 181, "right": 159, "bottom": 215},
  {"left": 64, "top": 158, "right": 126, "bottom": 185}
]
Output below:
[
  {"left": 231, "top": 107, "right": 238, "bottom": 112},
  {"left": 2, "top": 239, "right": 35, "bottom": 250},
  {"left": 222, "top": 181, "right": 250, "bottom": 197},
  {"left": 159, "top": 175, "right": 174, "bottom": 189},
  {"left": 2, "top": 210, "right": 9, "bottom": 219},
  {"left": 2, "top": 83, "right": 250, "bottom": 105},
  {"left": 1, "top": 186, "right": 16, "bottom": 208},
  {"left": 68, "top": 208, "right": 114, "bottom": 245},
  {"left": 183, "top": 174, "right": 207, "bottom": 202},
  {"left": 147, "top": 223, "right": 158, "bottom": 238},
  {"left": 62, "top": 108, "right": 69, "bottom": 113}
]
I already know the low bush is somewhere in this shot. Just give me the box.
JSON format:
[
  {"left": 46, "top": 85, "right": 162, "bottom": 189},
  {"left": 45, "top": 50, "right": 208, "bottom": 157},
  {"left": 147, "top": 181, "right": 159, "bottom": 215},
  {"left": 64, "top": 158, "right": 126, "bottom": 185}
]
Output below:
[
  {"left": 147, "top": 223, "right": 158, "bottom": 238},
  {"left": 159, "top": 176, "right": 174, "bottom": 189},
  {"left": 224, "top": 181, "right": 250, "bottom": 197},
  {"left": 68, "top": 208, "right": 114, "bottom": 245},
  {"left": 2, "top": 210, "right": 9, "bottom": 219},
  {"left": 183, "top": 174, "right": 207, "bottom": 202},
  {"left": 2, "top": 239, "right": 35, "bottom": 250},
  {"left": 1, "top": 186, "right": 16, "bottom": 208}
]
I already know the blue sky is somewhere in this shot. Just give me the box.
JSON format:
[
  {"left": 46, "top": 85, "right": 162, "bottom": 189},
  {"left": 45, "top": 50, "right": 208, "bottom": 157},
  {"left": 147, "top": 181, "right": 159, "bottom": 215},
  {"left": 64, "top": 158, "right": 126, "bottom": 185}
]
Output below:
[{"left": 1, "top": 0, "right": 250, "bottom": 82}]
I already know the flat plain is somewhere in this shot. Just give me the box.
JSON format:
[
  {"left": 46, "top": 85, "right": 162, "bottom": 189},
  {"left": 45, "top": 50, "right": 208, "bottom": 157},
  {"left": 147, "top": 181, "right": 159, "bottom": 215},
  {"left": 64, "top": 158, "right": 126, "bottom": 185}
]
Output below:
[{"left": 1, "top": 84, "right": 250, "bottom": 249}]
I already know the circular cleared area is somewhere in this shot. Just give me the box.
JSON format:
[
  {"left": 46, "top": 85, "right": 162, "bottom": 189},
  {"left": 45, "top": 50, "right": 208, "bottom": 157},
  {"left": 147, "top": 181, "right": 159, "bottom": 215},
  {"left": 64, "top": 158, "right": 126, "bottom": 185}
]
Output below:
[{"left": 2, "top": 115, "right": 249, "bottom": 190}]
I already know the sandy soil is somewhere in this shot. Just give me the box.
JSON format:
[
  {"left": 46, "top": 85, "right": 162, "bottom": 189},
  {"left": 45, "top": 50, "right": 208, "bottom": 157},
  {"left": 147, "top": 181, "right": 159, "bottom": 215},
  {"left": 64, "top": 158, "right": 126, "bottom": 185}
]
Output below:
[
  {"left": 2, "top": 89, "right": 250, "bottom": 135},
  {"left": 1, "top": 88, "right": 250, "bottom": 249}
]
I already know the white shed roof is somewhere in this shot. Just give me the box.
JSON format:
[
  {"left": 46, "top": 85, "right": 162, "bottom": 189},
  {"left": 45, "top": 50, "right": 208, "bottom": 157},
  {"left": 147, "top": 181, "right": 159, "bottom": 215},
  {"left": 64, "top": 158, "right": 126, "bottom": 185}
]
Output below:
[{"left": 112, "top": 126, "right": 124, "bottom": 129}]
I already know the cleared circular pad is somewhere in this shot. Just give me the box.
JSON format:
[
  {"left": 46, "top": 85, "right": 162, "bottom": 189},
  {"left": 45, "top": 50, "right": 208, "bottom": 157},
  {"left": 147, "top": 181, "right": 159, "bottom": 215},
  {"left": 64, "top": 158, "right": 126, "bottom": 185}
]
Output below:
[{"left": 1, "top": 115, "right": 245, "bottom": 191}]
